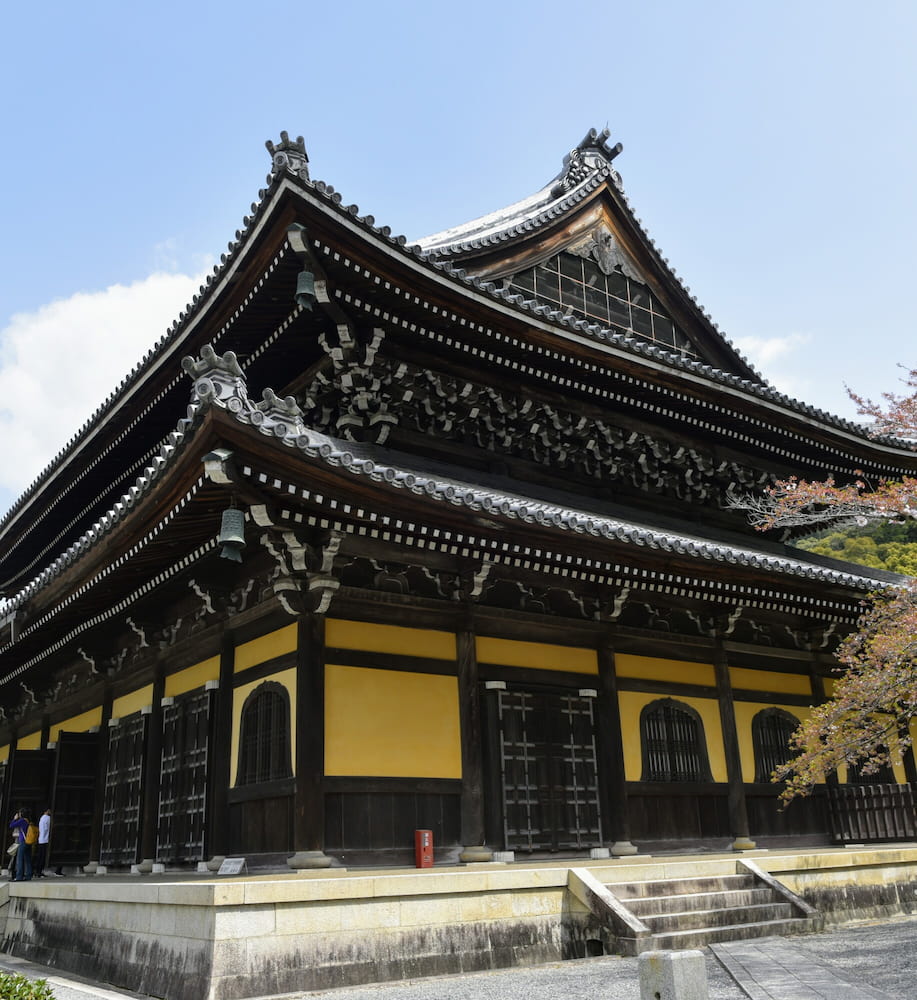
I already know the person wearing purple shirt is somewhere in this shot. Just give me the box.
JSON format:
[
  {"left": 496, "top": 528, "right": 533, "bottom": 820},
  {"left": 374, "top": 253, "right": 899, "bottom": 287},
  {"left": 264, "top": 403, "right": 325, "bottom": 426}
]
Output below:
[{"left": 9, "top": 810, "right": 32, "bottom": 881}]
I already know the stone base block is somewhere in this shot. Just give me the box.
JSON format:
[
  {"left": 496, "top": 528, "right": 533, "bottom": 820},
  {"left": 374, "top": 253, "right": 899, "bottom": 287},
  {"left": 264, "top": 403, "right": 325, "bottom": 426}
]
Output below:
[
  {"left": 639, "top": 949, "right": 708, "bottom": 1000},
  {"left": 611, "top": 841, "right": 639, "bottom": 857},
  {"left": 287, "top": 851, "right": 332, "bottom": 869},
  {"left": 731, "top": 836, "right": 757, "bottom": 852},
  {"left": 492, "top": 851, "right": 515, "bottom": 863},
  {"left": 459, "top": 845, "right": 494, "bottom": 864}
]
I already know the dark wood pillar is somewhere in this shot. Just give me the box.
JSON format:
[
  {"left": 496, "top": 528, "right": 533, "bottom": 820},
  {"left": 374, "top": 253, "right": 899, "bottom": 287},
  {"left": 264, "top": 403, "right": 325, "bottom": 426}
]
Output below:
[
  {"left": 288, "top": 613, "right": 331, "bottom": 868},
  {"left": 205, "top": 633, "right": 235, "bottom": 860},
  {"left": 87, "top": 684, "right": 113, "bottom": 864},
  {"left": 139, "top": 666, "right": 166, "bottom": 865},
  {"left": 480, "top": 681, "right": 505, "bottom": 850},
  {"left": 714, "top": 635, "right": 755, "bottom": 850},
  {"left": 597, "top": 637, "right": 637, "bottom": 855},
  {"left": 456, "top": 616, "right": 491, "bottom": 861}
]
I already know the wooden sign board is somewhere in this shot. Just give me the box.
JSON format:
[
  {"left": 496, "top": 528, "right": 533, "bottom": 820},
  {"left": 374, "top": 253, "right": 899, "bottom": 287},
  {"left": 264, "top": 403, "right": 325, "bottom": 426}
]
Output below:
[{"left": 217, "top": 857, "right": 248, "bottom": 875}]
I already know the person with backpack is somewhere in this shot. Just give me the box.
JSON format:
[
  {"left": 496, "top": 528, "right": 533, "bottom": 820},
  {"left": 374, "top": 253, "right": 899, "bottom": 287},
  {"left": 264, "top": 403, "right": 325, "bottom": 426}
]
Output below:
[{"left": 9, "top": 809, "right": 32, "bottom": 881}]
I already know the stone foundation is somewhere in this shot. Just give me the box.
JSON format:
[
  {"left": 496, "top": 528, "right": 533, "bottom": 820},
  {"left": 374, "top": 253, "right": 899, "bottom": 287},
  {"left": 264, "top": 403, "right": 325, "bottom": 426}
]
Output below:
[{"left": 0, "top": 847, "right": 915, "bottom": 1000}]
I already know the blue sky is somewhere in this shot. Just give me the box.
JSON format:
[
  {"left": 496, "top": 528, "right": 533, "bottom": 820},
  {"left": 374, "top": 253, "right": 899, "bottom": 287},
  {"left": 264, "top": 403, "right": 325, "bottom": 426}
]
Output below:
[{"left": 1, "top": 0, "right": 916, "bottom": 519}]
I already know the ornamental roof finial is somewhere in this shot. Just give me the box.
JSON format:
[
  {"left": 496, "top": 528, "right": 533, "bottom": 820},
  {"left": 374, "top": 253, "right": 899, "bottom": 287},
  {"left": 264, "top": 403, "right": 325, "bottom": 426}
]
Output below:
[
  {"left": 266, "top": 131, "right": 310, "bottom": 181},
  {"left": 551, "top": 126, "right": 623, "bottom": 198}
]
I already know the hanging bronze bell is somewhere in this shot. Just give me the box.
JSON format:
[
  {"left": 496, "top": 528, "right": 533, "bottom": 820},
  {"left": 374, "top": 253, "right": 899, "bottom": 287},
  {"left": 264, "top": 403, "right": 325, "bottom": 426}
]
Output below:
[
  {"left": 218, "top": 507, "right": 245, "bottom": 562},
  {"left": 295, "top": 269, "right": 315, "bottom": 309}
]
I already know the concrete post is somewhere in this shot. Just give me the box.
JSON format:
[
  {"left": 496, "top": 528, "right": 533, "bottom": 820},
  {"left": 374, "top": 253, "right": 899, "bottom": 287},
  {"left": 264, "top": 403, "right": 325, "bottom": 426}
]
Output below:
[{"left": 639, "top": 950, "right": 708, "bottom": 1000}]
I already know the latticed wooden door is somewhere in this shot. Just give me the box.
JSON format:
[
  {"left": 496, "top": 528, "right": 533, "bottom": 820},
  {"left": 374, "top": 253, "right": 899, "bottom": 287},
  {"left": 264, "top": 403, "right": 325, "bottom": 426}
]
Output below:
[
  {"left": 157, "top": 688, "right": 214, "bottom": 863},
  {"left": 50, "top": 732, "right": 99, "bottom": 864},
  {"left": 100, "top": 712, "right": 147, "bottom": 866},
  {"left": 497, "top": 689, "right": 603, "bottom": 851}
]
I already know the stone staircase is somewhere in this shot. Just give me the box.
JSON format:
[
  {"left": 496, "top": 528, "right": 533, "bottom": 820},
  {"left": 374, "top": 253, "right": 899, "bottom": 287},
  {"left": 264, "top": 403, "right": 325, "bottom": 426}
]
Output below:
[
  {"left": 611, "top": 868, "right": 815, "bottom": 949},
  {"left": 568, "top": 859, "right": 823, "bottom": 955}
]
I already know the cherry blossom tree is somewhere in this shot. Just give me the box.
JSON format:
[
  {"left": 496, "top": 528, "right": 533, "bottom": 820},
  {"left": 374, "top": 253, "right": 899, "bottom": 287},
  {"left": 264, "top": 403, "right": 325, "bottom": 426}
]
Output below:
[{"left": 733, "top": 366, "right": 917, "bottom": 800}]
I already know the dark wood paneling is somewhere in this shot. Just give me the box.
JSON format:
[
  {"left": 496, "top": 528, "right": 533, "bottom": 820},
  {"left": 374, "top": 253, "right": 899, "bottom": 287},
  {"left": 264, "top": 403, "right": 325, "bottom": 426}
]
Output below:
[
  {"left": 229, "top": 794, "right": 294, "bottom": 854},
  {"left": 746, "top": 785, "right": 829, "bottom": 838},
  {"left": 626, "top": 782, "right": 730, "bottom": 841},
  {"left": 324, "top": 791, "right": 460, "bottom": 851},
  {"left": 324, "top": 647, "right": 457, "bottom": 676}
]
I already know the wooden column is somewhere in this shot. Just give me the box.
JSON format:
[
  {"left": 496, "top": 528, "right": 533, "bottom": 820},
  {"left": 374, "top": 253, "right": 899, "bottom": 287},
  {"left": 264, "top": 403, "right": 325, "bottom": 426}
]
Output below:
[
  {"left": 138, "top": 666, "right": 166, "bottom": 866},
  {"left": 205, "top": 633, "right": 235, "bottom": 861},
  {"left": 288, "top": 613, "right": 331, "bottom": 868},
  {"left": 480, "top": 682, "right": 505, "bottom": 850},
  {"left": 597, "top": 637, "right": 637, "bottom": 856},
  {"left": 714, "top": 636, "right": 755, "bottom": 850},
  {"left": 87, "top": 684, "right": 113, "bottom": 865},
  {"left": 456, "top": 616, "right": 491, "bottom": 862}
]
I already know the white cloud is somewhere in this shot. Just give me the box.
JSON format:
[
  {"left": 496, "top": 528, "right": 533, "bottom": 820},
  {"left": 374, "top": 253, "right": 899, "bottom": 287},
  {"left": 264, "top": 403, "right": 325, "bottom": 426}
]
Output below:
[
  {"left": 0, "top": 270, "right": 209, "bottom": 499},
  {"left": 734, "top": 332, "right": 814, "bottom": 402}
]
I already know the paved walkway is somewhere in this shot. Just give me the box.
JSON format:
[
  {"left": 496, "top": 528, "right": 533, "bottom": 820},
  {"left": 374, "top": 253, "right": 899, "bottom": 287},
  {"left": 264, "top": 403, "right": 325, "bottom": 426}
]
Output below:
[
  {"left": 710, "top": 937, "right": 896, "bottom": 999},
  {"left": 0, "top": 916, "right": 914, "bottom": 999}
]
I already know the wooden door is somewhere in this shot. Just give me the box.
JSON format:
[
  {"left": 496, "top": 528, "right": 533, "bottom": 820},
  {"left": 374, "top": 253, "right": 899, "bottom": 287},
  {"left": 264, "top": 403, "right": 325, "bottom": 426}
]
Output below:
[
  {"left": 50, "top": 732, "right": 99, "bottom": 865},
  {"left": 496, "top": 689, "right": 603, "bottom": 851},
  {"left": 100, "top": 713, "right": 148, "bottom": 866}
]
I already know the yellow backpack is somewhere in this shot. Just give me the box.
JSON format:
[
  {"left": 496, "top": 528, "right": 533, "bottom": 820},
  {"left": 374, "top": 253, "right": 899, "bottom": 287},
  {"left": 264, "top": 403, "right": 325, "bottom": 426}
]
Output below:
[{"left": 24, "top": 823, "right": 38, "bottom": 846}]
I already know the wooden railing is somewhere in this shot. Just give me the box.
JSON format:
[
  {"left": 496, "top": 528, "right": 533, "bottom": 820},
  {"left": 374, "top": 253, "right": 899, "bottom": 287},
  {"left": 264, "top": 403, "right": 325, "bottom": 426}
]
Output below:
[{"left": 827, "top": 783, "right": 917, "bottom": 843}]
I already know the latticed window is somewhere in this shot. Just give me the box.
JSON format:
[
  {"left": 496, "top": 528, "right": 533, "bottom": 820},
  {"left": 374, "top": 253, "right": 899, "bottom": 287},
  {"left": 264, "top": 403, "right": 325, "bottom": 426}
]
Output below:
[
  {"left": 641, "top": 699, "right": 711, "bottom": 782},
  {"left": 236, "top": 683, "right": 292, "bottom": 785},
  {"left": 508, "top": 252, "right": 699, "bottom": 359},
  {"left": 753, "top": 708, "right": 799, "bottom": 782},
  {"left": 847, "top": 756, "right": 896, "bottom": 784}
]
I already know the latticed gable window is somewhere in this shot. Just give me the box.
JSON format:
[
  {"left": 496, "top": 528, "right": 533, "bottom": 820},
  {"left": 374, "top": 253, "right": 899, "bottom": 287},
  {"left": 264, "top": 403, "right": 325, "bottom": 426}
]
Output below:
[
  {"left": 640, "top": 699, "right": 711, "bottom": 782},
  {"left": 752, "top": 708, "right": 799, "bottom": 783},
  {"left": 236, "top": 682, "right": 293, "bottom": 785},
  {"left": 508, "top": 252, "right": 699, "bottom": 359}
]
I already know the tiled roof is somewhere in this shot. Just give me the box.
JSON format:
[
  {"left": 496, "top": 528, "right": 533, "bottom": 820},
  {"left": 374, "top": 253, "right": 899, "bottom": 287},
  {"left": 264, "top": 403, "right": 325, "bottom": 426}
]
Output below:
[
  {"left": 2, "top": 349, "right": 897, "bottom": 626},
  {"left": 2, "top": 132, "right": 912, "bottom": 550}
]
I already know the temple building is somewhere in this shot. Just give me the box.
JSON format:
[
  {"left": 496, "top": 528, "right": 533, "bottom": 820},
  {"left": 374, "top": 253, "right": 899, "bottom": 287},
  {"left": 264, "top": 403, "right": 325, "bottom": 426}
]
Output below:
[{"left": 0, "top": 128, "right": 913, "bottom": 872}]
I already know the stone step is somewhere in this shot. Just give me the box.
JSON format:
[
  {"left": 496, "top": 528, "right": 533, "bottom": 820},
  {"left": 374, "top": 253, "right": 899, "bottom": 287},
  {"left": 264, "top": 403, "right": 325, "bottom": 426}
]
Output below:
[
  {"left": 641, "top": 901, "right": 797, "bottom": 934},
  {"left": 626, "top": 886, "right": 777, "bottom": 916},
  {"left": 650, "top": 916, "right": 809, "bottom": 951},
  {"left": 611, "top": 873, "right": 757, "bottom": 898}
]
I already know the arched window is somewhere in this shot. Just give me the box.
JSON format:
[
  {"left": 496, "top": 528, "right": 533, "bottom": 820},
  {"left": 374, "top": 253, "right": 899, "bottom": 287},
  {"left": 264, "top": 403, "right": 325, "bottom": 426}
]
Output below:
[
  {"left": 640, "top": 699, "right": 712, "bottom": 782},
  {"left": 235, "top": 682, "right": 293, "bottom": 786},
  {"left": 847, "top": 756, "right": 896, "bottom": 784},
  {"left": 752, "top": 708, "right": 799, "bottom": 782}
]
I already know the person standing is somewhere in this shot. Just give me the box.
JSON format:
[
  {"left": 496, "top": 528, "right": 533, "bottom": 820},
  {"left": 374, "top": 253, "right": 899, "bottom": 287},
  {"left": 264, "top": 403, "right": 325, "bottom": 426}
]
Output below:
[
  {"left": 9, "top": 810, "right": 31, "bottom": 881},
  {"left": 33, "top": 809, "right": 50, "bottom": 877}
]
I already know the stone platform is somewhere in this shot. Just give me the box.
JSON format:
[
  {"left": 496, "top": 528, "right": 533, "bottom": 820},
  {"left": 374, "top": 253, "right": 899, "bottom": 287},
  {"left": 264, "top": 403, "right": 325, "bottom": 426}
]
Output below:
[{"left": 0, "top": 845, "right": 915, "bottom": 1000}]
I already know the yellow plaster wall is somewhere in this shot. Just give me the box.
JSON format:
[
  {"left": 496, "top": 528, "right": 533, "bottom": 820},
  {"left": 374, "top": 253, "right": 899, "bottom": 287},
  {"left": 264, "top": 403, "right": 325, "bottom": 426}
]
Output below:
[
  {"left": 0, "top": 745, "right": 9, "bottom": 763},
  {"left": 618, "top": 691, "right": 726, "bottom": 782},
  {"left": 729, "top": 667, "right": 811, "bottom": 696},
  {"left": 234, "top": 624, "right": 297, "bottom": 673},
  {"left": 165, "top": 656, "right": 220, "bottom": 698},
  {"left": 112, "top": 685, "right": 154, "bottom": 719},
  {"left": 732, "top": 702, "right": 806, "bottom": 783},
  {"left": 325, "top": 664, "right": 461, "bottom": 778},
  {"left": 616, "top": 654, "right": 714, "bottom": 687},
  {"left": 476, "top": 636, "right": 598, "bottom": 674},
  {"left": 51, "top": 707, "right": 103, "bottom": 741},
  {"left": 327, "top": 620, "right": 456, "bottom": 660},
  {"left": 231, "top": 668, "right": 297, "bottom": 784},
  {"left": 16, "top": 731, "right": 42, "bottom": 751}
]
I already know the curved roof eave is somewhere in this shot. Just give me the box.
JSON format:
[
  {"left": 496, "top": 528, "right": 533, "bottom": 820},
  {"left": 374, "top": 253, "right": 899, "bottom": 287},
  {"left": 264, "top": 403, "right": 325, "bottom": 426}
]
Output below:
[{"left": 9, "top": 360, "right": 898, "bottom": 628}]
